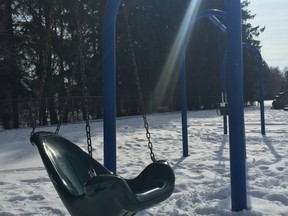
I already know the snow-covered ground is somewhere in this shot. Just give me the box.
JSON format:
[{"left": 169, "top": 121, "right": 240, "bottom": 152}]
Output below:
[{"left": 1, "top": 101, "right": 288, "bottom": 216}]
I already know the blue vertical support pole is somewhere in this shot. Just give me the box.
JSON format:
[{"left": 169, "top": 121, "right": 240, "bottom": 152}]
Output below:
[
  {"left": 258, "top": 56, "right": 265, "bottom": 135},
  {"left": 102, "top": 0, "right": 121, "bottom": 174},
  {"left": 225, "top": 0, "right": 247, "bottom": 211},
  {"left": 221, "top": 53, "right": 228, "bottom": 135},
  {"left": 242, "top": 43, "right": 265, "bottom": 135},
  {"left": 180, "top": 47, "right": 189, "bottom": 157},
  {"left": 223, "top": 110, "right": 228, "bottom": 134}
]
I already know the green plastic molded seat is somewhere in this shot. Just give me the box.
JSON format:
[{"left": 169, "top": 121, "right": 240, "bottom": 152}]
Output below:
[{"left": 30, "top": 131, "right": 175, "bottom": 216}]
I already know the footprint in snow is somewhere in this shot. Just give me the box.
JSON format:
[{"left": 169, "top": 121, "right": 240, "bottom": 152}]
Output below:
[
  {"left": 8, "top": 194, "right": 45, "bottom": 202},
  {"left": 276, "top": 166, "right": 285, "bottom": 171},
  {"left": 258, "top": 165, "right": 269, "bottom": 170}
]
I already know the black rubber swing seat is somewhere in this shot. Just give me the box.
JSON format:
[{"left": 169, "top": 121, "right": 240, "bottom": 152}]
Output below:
[{"left": 30, "top": 131, "right": 175, "bottom": 216}]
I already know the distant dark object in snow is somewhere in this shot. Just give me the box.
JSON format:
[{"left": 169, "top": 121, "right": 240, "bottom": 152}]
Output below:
[{"left": 272, "top": 91, "right": 288, "bottom": 110}]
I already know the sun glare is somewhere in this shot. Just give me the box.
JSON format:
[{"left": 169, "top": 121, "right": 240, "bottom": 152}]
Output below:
[{"left": 153, "top": 0, "right": 201, "bottom": 106}]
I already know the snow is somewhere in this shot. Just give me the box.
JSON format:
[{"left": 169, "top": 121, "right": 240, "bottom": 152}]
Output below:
[{"left": 1, "top": 101, "right": 288, "bottom": 215}]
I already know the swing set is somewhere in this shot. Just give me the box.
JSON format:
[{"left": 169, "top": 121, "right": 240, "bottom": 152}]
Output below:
[{"left": 31, "top": 0, "right": 251, "bottom": 214}]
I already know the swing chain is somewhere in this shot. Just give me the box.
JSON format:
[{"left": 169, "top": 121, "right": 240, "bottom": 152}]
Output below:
[
  {"left": 55, "top": 80, "right": 73, "bottom": 134},
  {"left": 74, "top": 0, "right": 94, "bottom": 175},
  {"left": 122, "top": 2, "right": 156, "bottom": 163}
]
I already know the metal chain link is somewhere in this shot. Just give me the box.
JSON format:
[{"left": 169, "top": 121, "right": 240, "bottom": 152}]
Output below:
[
  {"left": 122, "top": 2, "right": 156, "bottom": 162},
  {"left": 31, "top": 1, "right": 55, "bottom": 137}
]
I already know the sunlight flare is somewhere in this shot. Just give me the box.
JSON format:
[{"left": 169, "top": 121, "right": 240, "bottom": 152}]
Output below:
[{"left": 153, "top": 0, "right": 201, "bottom": 106}]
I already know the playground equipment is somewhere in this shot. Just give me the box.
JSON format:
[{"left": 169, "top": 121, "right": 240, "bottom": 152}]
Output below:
[
  {"left": 218, "top": 42, "right": 266, "bottom": 135},
  {"left": 216, "top": 102, "right": 229, "bottom": 116},
  {"left": 272, "top": 91, "right": 288, "bottom": 110},
  {"left": 178, "top": 6, "right": 247, "bottom": 211},
  {"left": 27, "top": 0, "right": 258, "bottom": 213},
  {"left": 181, "top": 6, "right": 265, "bottom": 211},
  {"left": 224, "top": 1, "right": 247, "bottom": 211}
]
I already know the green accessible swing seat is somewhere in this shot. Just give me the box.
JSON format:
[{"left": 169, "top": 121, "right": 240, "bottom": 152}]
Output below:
[{"left": 31, "top": 131, "right": 175, "bottom": 216}]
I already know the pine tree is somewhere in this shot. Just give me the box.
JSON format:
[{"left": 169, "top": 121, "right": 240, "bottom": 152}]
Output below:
[
  {"left": 0, "top": 0, "right": 24, "bottom": 128},
  {"left": 242, "top": 0, "right": 265, "bottom": 104}
]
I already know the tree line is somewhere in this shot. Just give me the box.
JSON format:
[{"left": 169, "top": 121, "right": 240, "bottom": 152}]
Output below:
[{"left": 0, "top": 0, "right": 286, "bottom": 129}]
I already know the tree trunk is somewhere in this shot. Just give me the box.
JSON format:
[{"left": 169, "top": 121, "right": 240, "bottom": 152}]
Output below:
[{"left": 43, "top": 0, "right": 58, "bottom": 125}]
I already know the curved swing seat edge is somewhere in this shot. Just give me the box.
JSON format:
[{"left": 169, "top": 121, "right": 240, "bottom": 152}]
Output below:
[{"left": 30, "top": 131, "right": 175, "bottom": 216}]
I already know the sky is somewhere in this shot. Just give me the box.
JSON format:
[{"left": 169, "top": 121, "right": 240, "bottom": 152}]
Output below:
[{"left": 248, "top": 0, "right": 288, "bottom": 71}]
